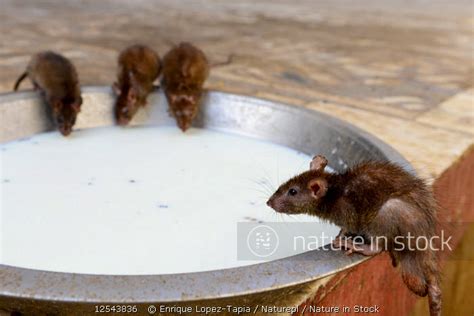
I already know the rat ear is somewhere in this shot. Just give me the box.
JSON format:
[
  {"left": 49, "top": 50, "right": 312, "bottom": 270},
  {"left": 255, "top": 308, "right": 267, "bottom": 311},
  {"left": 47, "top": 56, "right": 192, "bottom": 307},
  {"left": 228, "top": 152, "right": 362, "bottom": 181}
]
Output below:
[
  {"left": 50, "top": 99, "right": 62, "bottom": 114},
  {"left": 127, "top": 88, "right": 137, "bottom": 102},
  {"left": 71, "top": 99, "right": 81, "bottom": 113},
  {"left": 310, "top": 155, "right": 328, "bottom": 172},
  {"left": 112, "top": 82, "right": 121, "bottom": 95},
  {"left": 307, "top": 178, "right": 328, "bottom": 199},
  {"left": 168, "top": 93, "right": 177, "bottom": 105}
]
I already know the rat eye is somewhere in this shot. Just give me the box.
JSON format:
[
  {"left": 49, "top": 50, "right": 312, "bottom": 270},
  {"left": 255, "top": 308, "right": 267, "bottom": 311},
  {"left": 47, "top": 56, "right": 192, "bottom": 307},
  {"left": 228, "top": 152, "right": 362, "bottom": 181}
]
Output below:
[{"left": 288, "top": 188, "right": 298, "bottom": 196}]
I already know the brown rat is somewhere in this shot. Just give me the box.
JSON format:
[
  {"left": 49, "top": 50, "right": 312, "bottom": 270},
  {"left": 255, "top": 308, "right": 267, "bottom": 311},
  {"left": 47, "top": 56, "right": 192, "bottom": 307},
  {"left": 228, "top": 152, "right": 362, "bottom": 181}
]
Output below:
[
  {"left": 113, "top": 45, "right": 161, "bottom": 125},
  {"left": 14, "top": 51, "right": 82, "bottom": 136},
  {"left": 161, "top": 42, "right": 210, "bottom": 132},
  {"left": 267, "top": 155, "right": 441, "bottom": 316}
]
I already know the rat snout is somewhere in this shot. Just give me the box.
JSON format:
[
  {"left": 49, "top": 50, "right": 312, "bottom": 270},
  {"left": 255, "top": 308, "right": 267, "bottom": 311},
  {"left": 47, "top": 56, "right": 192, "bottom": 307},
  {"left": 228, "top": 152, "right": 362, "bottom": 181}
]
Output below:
[
  {"left": 266, "top": 195, "right": 288, "bottom": 213},
  {"left": 59, "top": 125, "right": 72, "bottom": 136},
  {"left": 117, "top": 116, "right": 131, "bottom": 126},
  {"left": 266, "top": 196, "right": 275, "bottom": 209},
  {"left": 177, "top": 117, "right": 191, "bottom": 132},
  {"left": 115, "top": 104, "right": 132, "bottom": 126}
]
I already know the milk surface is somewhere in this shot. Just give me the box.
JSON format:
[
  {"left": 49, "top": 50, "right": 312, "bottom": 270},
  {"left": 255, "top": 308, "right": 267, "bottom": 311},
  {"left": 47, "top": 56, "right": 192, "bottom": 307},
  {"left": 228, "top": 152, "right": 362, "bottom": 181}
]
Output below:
[{"left": 0, "top": 126, "right": 338, "bottom": 275}]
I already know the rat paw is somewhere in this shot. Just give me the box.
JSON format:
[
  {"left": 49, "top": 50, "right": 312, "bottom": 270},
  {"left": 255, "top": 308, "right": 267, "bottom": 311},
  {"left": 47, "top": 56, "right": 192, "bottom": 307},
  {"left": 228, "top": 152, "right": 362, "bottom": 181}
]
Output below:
[
  {"left": 340, "top": 238, "right": 382, "bottom": 256},
  {"left": 332, "top": 236, "right": 345, "bottom": 249},
  {"left": 332, "top": 235, "right": 357, "bottom": 252},
  {"left": 335, "top": 228, "right": 348, "bottom": 239},
  {"left": 337, "top": 237, "right": 363, "bottom": 255}
]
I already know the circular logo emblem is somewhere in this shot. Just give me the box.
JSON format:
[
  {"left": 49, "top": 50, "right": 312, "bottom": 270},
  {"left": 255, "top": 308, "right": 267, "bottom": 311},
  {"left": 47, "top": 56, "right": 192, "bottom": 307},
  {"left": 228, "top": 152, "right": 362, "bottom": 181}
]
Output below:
[{"left": 246, "top": 225, "right": 279, "bottom": 258}]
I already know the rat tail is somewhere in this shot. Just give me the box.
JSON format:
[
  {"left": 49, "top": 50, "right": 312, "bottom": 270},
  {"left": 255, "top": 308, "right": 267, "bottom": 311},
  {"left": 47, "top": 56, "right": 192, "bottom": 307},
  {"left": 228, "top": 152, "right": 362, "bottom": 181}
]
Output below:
[
  {"left": 210, "top": 54, "right": 234, "bottom": 68},
  {"left": 399, "top": 251, "right": 441, "bottom": 316},
  {"left": 425, "top": 252, "right": 442, "bottom": 316},
  {"left": 427, "top": 272, "right": 442, "bottom": 316},
  {"left": 13, "top": 72, "right": 28, "bottom": 91}
]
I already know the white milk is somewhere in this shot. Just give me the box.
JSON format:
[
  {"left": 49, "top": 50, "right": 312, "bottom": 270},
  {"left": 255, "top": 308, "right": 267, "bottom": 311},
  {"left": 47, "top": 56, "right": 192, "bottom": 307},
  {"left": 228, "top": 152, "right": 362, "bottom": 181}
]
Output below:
[{"left": 0, "top": 126, "right": 338, "bottom": 275}]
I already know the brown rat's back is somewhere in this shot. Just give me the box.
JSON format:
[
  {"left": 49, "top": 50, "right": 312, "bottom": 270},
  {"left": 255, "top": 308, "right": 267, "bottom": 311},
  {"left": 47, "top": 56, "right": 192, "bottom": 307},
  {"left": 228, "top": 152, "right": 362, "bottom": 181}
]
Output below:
[
  {"left": 320, "top": 161, "right": 437, "bottom": 233},
  {"left": 26, "top": 51, "right": 80, "bottom": 100},
  {"left": 117, "top": 45, "right": 161, "bottom": 88},
  {"left": 161, "top": 42, "right": 209, "bottom": 92},
  {"left": 340, "top": 161, "right": 435, "bottom": 213}
]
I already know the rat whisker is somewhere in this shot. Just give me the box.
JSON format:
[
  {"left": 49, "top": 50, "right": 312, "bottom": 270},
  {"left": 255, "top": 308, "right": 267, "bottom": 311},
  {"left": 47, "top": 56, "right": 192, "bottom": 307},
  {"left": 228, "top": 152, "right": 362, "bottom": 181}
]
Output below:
[
  {"left": 261, "top": 168, "right": 277, "bottom": 192},
  {"left": 250, "top": 186, "right": 271, "bottom": 196},
  {"left": 288, "top": 214, "right": 300, "bottom": 222},
  {"left": 247, "top": 177, "right": 274, "bottom": 196},
  {"left": 254, "top": 161, "right": 278, "bottom": 191},
  {"left": 247, "top": 184, "right": 272, "bottom": 198},
  {"left": 276, "top": 156, "right": 280, "bottom": 188}
]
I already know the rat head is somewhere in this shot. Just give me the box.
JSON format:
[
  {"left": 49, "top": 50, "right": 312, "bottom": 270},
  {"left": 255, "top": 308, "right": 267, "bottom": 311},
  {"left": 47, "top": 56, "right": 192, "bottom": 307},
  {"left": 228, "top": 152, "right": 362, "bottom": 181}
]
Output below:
[
  {"left": 267, "top": 155, "right": 329, "bottom": 215},
  {"left": 51, "top": 95, "right": 82, "bottom": 136},
  {"left": 167, "top": 92, "right": 201, "bottom": 132},
  {"left": 113, "top": 72, "right": 146, "bottom": 126},
  {"left": 113, "top": 84, "right": 141, "bottom": 125}
]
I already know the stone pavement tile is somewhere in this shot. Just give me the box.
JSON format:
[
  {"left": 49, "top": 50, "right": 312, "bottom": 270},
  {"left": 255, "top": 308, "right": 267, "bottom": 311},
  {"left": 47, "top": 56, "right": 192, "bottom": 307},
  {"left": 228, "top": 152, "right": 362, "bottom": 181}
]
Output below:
[{"left": 416, "top": 89, "right": 474, "bottom": 135}]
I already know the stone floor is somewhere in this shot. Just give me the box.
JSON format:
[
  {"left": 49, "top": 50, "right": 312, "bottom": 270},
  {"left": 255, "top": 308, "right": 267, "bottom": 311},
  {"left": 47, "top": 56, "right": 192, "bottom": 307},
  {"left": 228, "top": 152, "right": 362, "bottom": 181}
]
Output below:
[
  {"left": 0, "top": 1, "right": 473, "bottom": 315},
  {"left": 1, "top": 0, "right": 472, "bottom": 113}
]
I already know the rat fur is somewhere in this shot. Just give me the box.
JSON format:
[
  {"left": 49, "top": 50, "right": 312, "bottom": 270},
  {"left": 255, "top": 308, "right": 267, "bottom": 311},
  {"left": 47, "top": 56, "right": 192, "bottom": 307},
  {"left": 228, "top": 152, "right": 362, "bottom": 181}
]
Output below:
[
  {"left": 161, "top": 42, "right": 209, "bottom": 132},
  {"left": 113, "top": 44, "right": 161, "bottom": 125},
  {"left": 14, "top": 51, "right": 82, "bottom": 136},
  {"left": 267, "top": 155, "right": 442, "bottom": 316}
]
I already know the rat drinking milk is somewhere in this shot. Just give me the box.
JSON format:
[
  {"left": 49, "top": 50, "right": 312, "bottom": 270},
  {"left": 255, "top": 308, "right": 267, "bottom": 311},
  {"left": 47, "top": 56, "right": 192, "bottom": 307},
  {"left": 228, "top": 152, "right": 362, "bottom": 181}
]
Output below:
[
  {"left": 14, "top": 51, "right": 82, "bottom": 136},
  {"left": 113, "top": 44, "right": 161, "bottom": 125},
  {"left": 161, "top": 42, "right": 209, "bottom": 132},
  {"left": 161, "top": 42, "right": 233, "bottom": 132}
]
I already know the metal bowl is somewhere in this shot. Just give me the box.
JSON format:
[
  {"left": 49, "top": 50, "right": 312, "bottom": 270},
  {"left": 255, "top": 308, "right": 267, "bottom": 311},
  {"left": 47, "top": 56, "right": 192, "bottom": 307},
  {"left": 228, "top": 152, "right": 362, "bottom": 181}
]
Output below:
[{"left": 0, "top": 87, "right": 411, "bottom": 315}]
